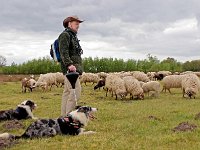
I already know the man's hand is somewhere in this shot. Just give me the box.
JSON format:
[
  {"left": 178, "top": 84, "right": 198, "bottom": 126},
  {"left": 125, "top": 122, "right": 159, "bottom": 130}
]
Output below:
[{"left": 68, "top": 65, "right": 76, "bottom": 72}]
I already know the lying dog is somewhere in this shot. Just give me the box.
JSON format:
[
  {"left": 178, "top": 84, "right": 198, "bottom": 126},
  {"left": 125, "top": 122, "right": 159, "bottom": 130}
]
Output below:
[
  {"left": 0, "top": 106, "right": 97, "bottom": 140},
  {"left": 0, "top": 100, "right": 37, "bottom": 121}
]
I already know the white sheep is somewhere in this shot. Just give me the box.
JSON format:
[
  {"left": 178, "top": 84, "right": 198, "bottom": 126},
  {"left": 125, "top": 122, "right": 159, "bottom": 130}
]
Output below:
[
  {"left": 36, "top": 73, "right": 57, "bottom": 91},
  {"left": 119, "top": 72, "right": 132, "bottom": 78},
  {"left": 142, "top": 81, "right": 161, "bottom": 97},
  {"left": 123, "top": 76, "right": 144, "bottom": 100},
  {"left": 21, "top": 78, "right": 36, "bottom": 92},
  {"left": 162, "top": 75, "right": 185, "bottom": 94},
  {"left": 131, "top": 71, "right": 150, "bottom": 82},
  {"left": 80, "top": 73, "right": 100, "bottom": 85},
  {"left": 181, "top": 73, "right": 200, "bottom": 99},
  {"left": 55, "top": 72, "right": 64, "bottom": 87},
  {"left": 111, "top": 76, "right": 127, "bottom": 100},
  {"left": 180, "top": 71, "right": 193, "bottom": 75},
  {"left": 97, "top": 72, "right": 108, "bottom": 79},
  {"left": 104, "top": 74, "right": 119, "bottom": 97},
  {"left": 147, "top": 72, "right": 156, "bottom": 80},
  {"left": 157, "top": 71, "right": 172, "bottom": 76}
]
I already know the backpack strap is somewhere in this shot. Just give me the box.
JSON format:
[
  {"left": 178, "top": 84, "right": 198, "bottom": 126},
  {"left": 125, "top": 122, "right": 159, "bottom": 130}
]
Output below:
[{"left": 63, "top": 28, "right": 73, "bottom": 42}]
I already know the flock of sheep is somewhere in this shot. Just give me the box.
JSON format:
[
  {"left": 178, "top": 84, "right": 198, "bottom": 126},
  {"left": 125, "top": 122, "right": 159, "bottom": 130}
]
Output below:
[
  {"left": 21, "top": 72, "right": 64, "bottom": 92},
  {"left": 21, "top": 70, "right": 200, "bottom": 100}
]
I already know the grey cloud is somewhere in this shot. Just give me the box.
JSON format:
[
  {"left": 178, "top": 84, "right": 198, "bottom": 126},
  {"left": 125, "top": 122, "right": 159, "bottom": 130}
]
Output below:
[{"left": 0, "top": 0, "right": 200, "bottom": 65}]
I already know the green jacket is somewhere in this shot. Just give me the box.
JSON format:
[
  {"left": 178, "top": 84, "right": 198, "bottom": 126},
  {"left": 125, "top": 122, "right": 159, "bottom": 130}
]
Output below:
[{"left": 58, "top": 27, "right": 83, "bottom": 75}]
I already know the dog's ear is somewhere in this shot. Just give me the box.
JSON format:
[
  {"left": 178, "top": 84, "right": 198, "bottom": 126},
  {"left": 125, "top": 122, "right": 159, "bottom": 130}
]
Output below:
[
  {"left": 25, "top": 100, "right": 34, "bottom": 106},
  {"left": 75, "top": 105, "right": 81, "bottom": 109}
]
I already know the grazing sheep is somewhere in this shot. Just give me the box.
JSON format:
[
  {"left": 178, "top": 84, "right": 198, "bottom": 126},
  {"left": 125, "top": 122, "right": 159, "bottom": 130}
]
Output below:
[
  {"left": 181, "top": 73, "right": 200, "bottom": 99},
  {"left": 162, "top": 75, "right": 185, "bottom": 94},
  {"left": 123, "top": 76, "right": 144, "bottom": 100},
  {"left": 30, "top": 74, "right": 35, "bottom": 79},
  {"left": 147, "top": 72, "right": 156, "bottom": 81},
  {"left": 131, "top": 71, "right": 150, "bottom": 82},
  {"left": 154, "top": 73, "right": 164, "bottom": 81},
  {"left": 142, "top": 81, "right": 161, "bottom": 97},
  {"left": 94, "top": 79, "right": 105, "bottom": 90},
  {"left": 111, "top": 76, "right": 127, "bottom": 100},
  {"left": 119, "top": 72, "right": 132, "bottom": 78},
  {"left": 157, "top": 71, "right": 172, "bottom": 76},
  {"left": 97, "top": 72, "right": 108, "bottom": 79},
  {"left": 21, "top": 78, "right": 36, "bottom": 93},
  {"left": 104, "top": 74, "right": 117, "bottom": 97},
  {"left": 55, "top": 72, "right": 64, "bottom": 87},
  {"left": 29, "top": 79, "right": 36, "bottom": 89},
  {"left": 35, "top": 73, "right": 57, "bottom": 91},
  {"left": 154, "top": 71, "right": 172, "bottom": 81},
  {"left": 80, "top": 73, "right": 100, "bottom": 85}
]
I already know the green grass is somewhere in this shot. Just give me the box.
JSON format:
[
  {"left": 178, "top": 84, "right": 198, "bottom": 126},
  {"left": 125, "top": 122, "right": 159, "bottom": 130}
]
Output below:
[{"left": 1, "top": 82, "right": 200, "bottom": 150}]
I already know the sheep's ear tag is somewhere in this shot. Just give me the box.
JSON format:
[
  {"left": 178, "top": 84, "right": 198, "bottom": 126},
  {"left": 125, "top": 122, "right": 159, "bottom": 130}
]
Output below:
[{"left": 66, "top": 72, "right": 79, "bottom": 89}]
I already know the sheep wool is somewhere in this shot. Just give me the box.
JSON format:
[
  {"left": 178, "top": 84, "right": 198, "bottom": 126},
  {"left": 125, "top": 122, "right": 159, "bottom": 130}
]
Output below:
[
  {"left": 123, "top": 76, "right": 144, "bottom": 100},
  {"left": 162, "top": 75, "right": 185, "bottom": 94},
  {"left": 181, "top": 73, "right": 200, "bottom": 99},
  {"left": 142, "top": 81, "right": 161, "bottom": 97}
]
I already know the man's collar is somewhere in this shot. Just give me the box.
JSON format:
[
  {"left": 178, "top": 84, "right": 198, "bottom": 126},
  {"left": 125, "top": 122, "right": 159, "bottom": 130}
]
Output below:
[{"left": 65, "top": 27, "right": 77, "bottom": 34}]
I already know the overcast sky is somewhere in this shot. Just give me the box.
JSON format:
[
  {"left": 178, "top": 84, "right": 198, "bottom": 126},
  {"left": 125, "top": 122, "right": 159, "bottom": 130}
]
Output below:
[{"left": 0, "top": 0, "right": 200, "bottom": 65}]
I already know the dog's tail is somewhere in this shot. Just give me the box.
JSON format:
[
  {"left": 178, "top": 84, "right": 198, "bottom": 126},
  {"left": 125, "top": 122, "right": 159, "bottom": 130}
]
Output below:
[{"left": 0, "top": 132, "right": 22, "bottom": 140}]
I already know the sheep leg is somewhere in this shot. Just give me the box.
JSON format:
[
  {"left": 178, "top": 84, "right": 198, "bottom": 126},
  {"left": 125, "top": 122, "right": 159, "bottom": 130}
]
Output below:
[
  {"left": 156, "top": 92, "right": 159, "bottom": 97},
  {"left": 111, "top": 91, "right": 113, "bottom": 97},
  {"left": 115, "top": 94, "right": 117, "bottom": 100},
  {"left": 55, "top": 83, "right": 59, "bottom": 88},
  {"left": 161, "top": 87, "right": 165, "bottom": 93},
  {"left": 182, "top": 89, "right": 185, "bottom": 98},
  {"left": 22, "top": 86, "right": 24, "bottom": 93},
  {"left": 130, "top": 93, "right": 134, "bottom": 100},
  {"left": 168, "top": 89, "right": 172, "bottom": 94},
  {"left": 106, "top": 88, "right": 108, "bottom": 97},
  {"left": 49, "top": 85, "right": 52, "bottom": 91}
]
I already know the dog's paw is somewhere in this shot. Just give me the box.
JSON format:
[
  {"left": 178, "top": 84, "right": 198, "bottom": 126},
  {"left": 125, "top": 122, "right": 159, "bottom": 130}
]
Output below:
[
  {"left": 85, "top": 131, "right": 96, "bottom": 134},
  {"left": 90, "top": 131, "right": 96, "bottom": 134},
  {"left": 78, "top": 130, "right": 96, "bottom": 135}
]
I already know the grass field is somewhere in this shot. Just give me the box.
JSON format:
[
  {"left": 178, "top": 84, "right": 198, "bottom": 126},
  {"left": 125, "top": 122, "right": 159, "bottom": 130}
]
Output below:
[{"left": 1, "top": 81, "right": 200, "bottom": 150}]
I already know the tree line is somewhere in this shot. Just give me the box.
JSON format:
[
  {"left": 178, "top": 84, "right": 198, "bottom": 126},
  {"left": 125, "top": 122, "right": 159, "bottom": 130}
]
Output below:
[{"left": 0, "top": 54, "right": 200, "bottom": 74}]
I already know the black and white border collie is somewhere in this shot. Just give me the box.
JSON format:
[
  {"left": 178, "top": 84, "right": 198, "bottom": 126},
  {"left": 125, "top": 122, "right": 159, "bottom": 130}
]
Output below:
[
  {"left": 0, "top": 100, "right": 37, "bottom": 121},
  {"left": 0, "top": 106, "right": 97, "bottom": 140}
]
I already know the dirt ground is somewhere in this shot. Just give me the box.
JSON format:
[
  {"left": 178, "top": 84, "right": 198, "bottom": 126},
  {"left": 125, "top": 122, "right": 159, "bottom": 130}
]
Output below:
[
  {"left": 0, "top": 138, "right": 17, "bottom": 150},
  {"left": 172, "top": 122, "right": 197, "bottom": 132},
  {"left": 0, "top": 120, "right": 24, "bottom": 149},
  {"left": 0, "top": 74, "right": 38, "bottom": 83},
  {"left": 148, "top": 115, "right": 161, "bottom": 121},
  {"left": 2, "top": 120, "right": 25, "bottom": 130}
]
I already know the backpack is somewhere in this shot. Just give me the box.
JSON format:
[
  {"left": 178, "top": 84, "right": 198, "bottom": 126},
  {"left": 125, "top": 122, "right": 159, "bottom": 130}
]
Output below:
[
  {"left": 50, "top": 30, "right": 72, "bottom": 62},
  {"left": 50, "top": 39, "right": 60, "bottom": 62}
]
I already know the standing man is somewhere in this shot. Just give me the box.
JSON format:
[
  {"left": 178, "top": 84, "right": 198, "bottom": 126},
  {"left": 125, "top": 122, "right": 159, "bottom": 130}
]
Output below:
[{"left": 59, "top": 16, "right": 83, "bottom": 116}]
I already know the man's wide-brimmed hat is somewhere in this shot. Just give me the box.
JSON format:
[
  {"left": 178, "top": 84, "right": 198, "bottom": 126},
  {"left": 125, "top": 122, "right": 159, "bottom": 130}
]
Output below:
[{"left": 63, "top": 16, "right": 84, "bottom": 28}]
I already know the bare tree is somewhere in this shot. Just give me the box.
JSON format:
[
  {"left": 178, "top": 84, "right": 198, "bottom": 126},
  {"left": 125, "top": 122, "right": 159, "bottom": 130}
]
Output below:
[{"left": 0, "top": 55, "right": 6, "bottom": 67}]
